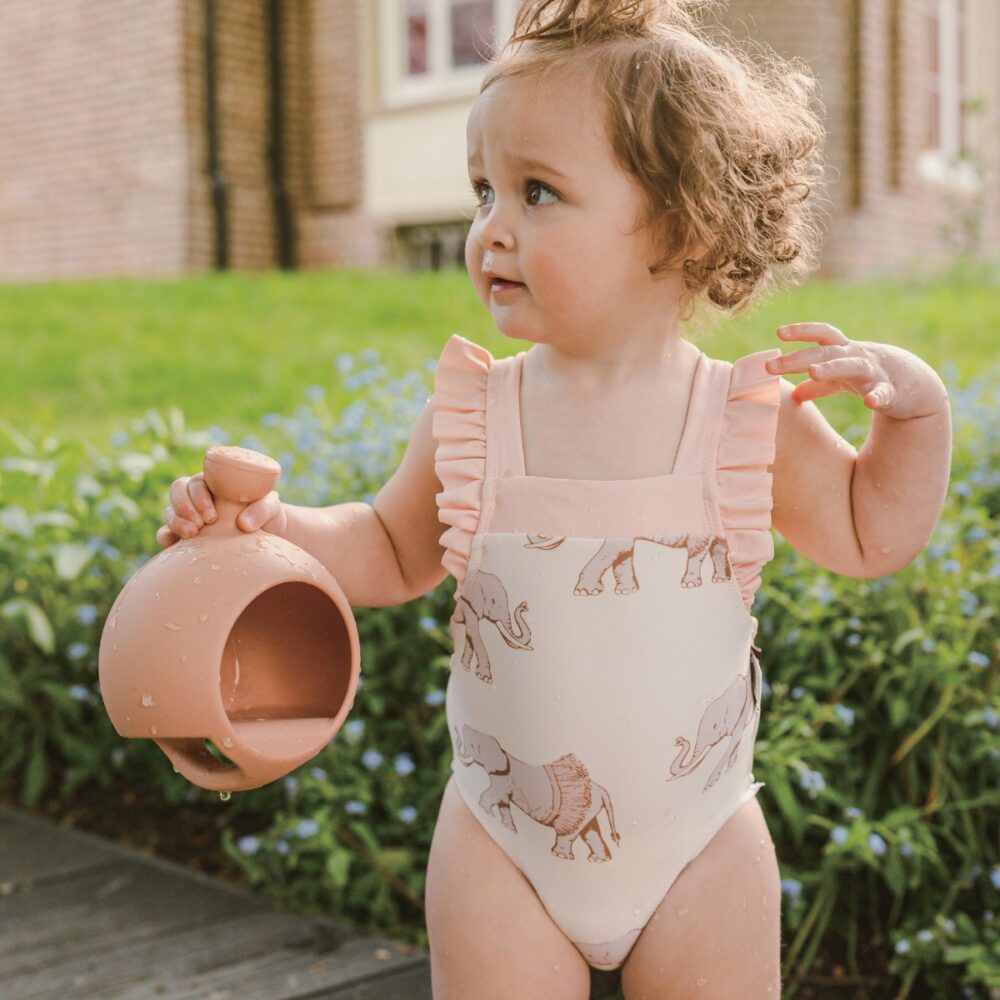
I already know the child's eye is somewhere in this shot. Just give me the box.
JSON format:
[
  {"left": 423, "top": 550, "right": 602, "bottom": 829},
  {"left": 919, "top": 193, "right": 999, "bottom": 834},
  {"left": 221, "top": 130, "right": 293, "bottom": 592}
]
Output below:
[{"left": 469, "top": 179, "right": 559, "bottom": 208}]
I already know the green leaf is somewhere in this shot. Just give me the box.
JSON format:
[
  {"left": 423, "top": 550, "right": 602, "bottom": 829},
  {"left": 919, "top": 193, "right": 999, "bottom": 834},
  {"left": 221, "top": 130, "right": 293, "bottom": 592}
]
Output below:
[
  {"left": 324, "top": 850, "right": 351, "bottom": 889},
  {"left": 0, "top": 506, "right": 34, "bottom": 539},
  {"left": 49, "top": 542, "right": 95, "bottom": 580},
  {"left": 22, "top": 733, "right": 48, "bottom": 808},
  {"left": 1, "top": 598, "right": 56, "bottom": 655}
]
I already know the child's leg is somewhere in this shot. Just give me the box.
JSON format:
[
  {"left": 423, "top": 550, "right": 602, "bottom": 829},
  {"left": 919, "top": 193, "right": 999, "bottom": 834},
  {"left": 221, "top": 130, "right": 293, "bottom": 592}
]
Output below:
[
  {"left": 426, "top": 774, "right": 592, "bottom": 1000},
  {"left": 620, "top": 796, "right": 782, "bottom": 1000}
]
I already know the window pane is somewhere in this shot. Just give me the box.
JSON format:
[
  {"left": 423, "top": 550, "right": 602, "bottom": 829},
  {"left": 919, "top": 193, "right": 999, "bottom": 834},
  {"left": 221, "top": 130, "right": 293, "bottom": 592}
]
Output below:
[
  {"left": 450, "top": 0, "right": 495, "bottom": 67},
  {"left": 407, "top": 0, "right": 429, "bottom": 76}
]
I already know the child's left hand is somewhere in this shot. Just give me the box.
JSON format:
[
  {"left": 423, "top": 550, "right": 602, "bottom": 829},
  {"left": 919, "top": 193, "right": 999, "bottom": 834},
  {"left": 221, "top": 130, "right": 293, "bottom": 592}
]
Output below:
[{"left": 765, "top": 323, "right": 949, "bottom": 420}]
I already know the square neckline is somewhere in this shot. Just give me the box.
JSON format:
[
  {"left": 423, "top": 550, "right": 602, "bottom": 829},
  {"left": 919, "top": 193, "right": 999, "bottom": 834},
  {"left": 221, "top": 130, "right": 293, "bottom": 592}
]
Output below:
[{"left": 510, "top": 346, "right": 706, "bottom": 484}]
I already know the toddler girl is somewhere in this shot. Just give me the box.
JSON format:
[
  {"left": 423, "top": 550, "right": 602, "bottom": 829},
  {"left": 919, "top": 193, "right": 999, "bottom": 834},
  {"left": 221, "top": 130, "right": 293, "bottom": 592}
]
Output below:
[{"left": 160, "top": 1, "right": 952, "bottom": 996}]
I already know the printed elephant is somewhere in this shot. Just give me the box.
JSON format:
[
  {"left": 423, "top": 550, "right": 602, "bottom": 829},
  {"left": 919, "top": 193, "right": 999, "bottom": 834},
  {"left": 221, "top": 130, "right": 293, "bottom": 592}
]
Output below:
[
  {"left": 667, "top": 645, "right": 763, "bottom": 792},
  {"left": 524, "top": 533, "right": 731, "bottom": 594},
  {"left": 453, "top": 567, "right": 533, "bottom": 684},
  {"left": 454, "top": 723, "right": 621, "bottom": 862}
]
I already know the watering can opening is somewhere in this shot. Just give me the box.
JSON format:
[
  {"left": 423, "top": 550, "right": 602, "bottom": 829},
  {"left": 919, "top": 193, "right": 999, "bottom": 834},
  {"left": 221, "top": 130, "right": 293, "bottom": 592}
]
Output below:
[{"left": 219, "top": 580, "right": 354, "bottom": 757}]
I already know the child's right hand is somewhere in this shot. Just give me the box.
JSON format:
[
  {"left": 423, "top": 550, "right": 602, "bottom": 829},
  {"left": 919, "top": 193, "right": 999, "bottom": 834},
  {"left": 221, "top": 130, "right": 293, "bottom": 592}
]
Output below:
[{"left": 156, "top": 472, "right": 285, "bottom": 548}]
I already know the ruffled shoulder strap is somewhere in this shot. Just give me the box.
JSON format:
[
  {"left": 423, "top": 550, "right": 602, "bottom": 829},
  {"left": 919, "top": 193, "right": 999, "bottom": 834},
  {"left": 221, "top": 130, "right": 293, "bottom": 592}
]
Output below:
[
  {"left": 715, "top": 348, "right": 782, "bottom": 612},
  {"left": 430, "top": 334, "right": 494, "bottom": 586}
]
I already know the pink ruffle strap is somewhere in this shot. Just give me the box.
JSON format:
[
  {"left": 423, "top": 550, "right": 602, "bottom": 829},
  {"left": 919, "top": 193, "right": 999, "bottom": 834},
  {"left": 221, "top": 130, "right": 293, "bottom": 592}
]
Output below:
[
  {"left": 430, "top": 334, "right": 494, "bottom": 586},
  {"left": 716, "top": 349, "right": 782, "bottom": 610}
]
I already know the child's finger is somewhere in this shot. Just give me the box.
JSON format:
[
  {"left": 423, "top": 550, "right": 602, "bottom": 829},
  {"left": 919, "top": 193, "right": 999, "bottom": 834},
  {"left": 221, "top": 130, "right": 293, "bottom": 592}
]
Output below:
[
  {"left": 187, "top": 472, "right": 218, "bottom": 523},
  {"left": 155, "top": 524, "right": 179, "bottom": 549},
  {"left": 169, "top": 478, "right": 204, "bottom": 529}
]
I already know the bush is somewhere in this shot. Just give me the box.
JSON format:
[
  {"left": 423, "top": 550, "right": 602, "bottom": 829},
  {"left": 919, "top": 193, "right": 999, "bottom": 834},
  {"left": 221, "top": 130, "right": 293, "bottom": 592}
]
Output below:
[{"left": 0, "top": 348, "right": 997, "bottom": 997}]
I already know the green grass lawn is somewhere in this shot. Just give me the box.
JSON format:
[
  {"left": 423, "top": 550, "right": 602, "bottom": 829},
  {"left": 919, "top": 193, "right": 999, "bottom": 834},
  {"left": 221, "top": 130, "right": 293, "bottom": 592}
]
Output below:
[{"left": 0, "top": 261, "right": 995, "bottom": 452}]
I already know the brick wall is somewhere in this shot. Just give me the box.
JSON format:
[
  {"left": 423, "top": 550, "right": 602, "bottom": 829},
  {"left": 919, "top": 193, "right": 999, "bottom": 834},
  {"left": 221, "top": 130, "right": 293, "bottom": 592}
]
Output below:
[{"left": 0, "top": 0, "right": 188, "bottom": 282}]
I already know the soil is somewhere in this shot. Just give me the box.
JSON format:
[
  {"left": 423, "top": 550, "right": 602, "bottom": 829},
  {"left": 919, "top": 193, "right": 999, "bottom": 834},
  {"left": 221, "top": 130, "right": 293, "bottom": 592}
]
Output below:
[{"left": 0, "top": 775, "right": 268, "bottom": 890}]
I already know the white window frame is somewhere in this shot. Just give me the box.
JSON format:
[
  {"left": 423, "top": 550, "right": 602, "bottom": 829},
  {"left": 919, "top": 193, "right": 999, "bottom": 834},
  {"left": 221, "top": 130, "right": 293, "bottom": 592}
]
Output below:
[
  {"left": 379, "top": 0, "right": 516, "bottom": 108},
  {"left": 917, "top": 0, "right": 978, "bottom": 191}
]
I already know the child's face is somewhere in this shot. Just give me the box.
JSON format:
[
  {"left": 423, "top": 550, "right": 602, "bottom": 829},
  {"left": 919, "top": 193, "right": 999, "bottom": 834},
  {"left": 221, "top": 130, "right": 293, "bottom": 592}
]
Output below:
[{"left": 465, "top": 62, "right": 668, "bottom": 348}]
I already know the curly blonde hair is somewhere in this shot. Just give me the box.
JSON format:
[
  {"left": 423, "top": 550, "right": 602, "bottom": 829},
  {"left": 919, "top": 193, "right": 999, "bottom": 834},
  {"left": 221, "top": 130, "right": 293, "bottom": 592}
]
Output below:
[{"left": 479, "top": 0, "right": 831, "bottom": 327}]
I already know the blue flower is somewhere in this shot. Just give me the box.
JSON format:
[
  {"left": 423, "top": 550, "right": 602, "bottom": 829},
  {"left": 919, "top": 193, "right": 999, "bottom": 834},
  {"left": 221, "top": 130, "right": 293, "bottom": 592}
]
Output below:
[
  {"left": 276, "top": 840, "right": 289, "bottom": 856},
  {"left": 425, "top": 689, "right": 446, "bottom": 706},
  {"left": 830, "top": 826, "right": 848, "bottom": 844},
  {"left": 362, "top": 749, "right": 384, "bottom": 771},
  {"left": 67, "top": 642, "right": 90, "bottom": 661},
  {"left": 894, "top": 939, "right": 910, "bottom": 955},
  {"left": 982, "top": 708, "right": 998, "bottom": 729},
  {"left": 939, "top": 559, "right": 960, "bottom": 573},
  {"left": 868, "top": 833, "right": 887, "bottom": 857},
  {"left": 940, "top": 917, "right": 955, "bottom": 934},
  {"left": 952, "top": 481, "right": 971, "bottom": 497},
  {"left": 307, "top": 385, "right": 326, "bottom": 403},
  {"left": 68, "top": 685, "right": 91, "bottom": 702},
  {"left": 780, "top": 878, "right": 802, "bottom": 901},
  {"left": 835, "top": 705, "right": 855, "bottom": 726},
  {"left": 419, "top": 615, "right": 438, "bottom": 633},
  {"left": 847, "top": 616, "right": 862, "bottom": 629},
  {"left": 394, "top": 753, "right": 416, "bottom": 776},
  {"left": 296, "top": 819, "right": 319, "bottom": 838},
  {"left": 310, "top": 766, "right": 328, "bottom": 781},
  {"left": 261, "top": 413, "right": 283, "bottom": 427},
  {"left": 399, "top": 805, "right": 418, "bottom": 824},
  {"left": 791, "top": 686, "right": 805, "bottom": 700},
  {"left": 75, "top": 604, "right": 98, "bottom": 626},
  {"left": 761, "top": 677, "right": 771, "bottom": 698},
  {"left": 845, "top": 633, "right": 861, "bottom": 647},
  {"left": 900, "top": 841, "right": 914, "bottom": 857},
  {"left": 967, "top": 652, "right": 989, "bottom": 669},
  {"left": 916, "top": 929, "right": 933, "bottom": 943},
  {"left": 336, "top": 354, "right": 354, "bottom": 373},
  {"left": 345, "top": 799, "right": 366, "bottom": 815},
  {"left": 798, "top": 769, "right": 826, "bottom": 797},
  {"left": 343, "top": 719, "right": 365, "bottom": 742},
  {"left": 990, "top": 867, "right": 1000, "bottom": 891},
  {"left": 284, "top": 776, "right": 299, "bottom": 797},
  {"left": 844, "top": 806, "right": 862, "bottom": 819},
  {"left": 109, "top": 430, "right": 129, "bottom": 447},
  {"left": 238, "top": 835, "right": 260, "bottom": 855},
  {"left": 921, "top": 638, "right": 937, "bottom": 652}
]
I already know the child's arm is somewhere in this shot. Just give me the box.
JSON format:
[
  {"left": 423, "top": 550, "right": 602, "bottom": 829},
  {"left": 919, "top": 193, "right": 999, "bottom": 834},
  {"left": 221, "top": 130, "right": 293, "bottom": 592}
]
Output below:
[
  {"left": 278, "top": 399, "right": 449, "bottom": 608},
  {"left": 766, "top": 324, "right": 951, "bottom": 579}
]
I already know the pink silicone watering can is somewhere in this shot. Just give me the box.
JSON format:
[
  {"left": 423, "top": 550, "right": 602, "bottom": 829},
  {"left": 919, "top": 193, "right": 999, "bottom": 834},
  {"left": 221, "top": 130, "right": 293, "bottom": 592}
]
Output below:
[{"left": 98, "top": 445, "right": 360, "bottom": 792}]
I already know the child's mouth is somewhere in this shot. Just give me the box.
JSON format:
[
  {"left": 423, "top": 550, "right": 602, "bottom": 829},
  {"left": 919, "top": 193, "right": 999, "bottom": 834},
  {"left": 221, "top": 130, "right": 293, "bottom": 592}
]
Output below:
[{"left": 491, "top": 279, "right": 525, "bottom": 293}]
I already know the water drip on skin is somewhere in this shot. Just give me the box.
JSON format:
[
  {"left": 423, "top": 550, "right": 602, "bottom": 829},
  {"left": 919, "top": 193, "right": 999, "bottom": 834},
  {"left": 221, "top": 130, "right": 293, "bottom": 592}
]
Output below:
[
  {"left": 695, "top": 978, "right": 707, "bottom": 988},
  {"left": 199, "top": 614, "right": 210, "bottom": 623},
  {"left": 219, "top": 791, "right": 231, "bottom": 801},
  {"left": 164, "top": 622, "right": 182, "bottom": 631},
  {"left": 141, "top": 693, "right": 154, "bottom": 707},
  {"left": 150, "top": 725, "right": 158, "bottom": 735},
  {"left": 676, "top": 906, "right": 690, "bottom": 917}
]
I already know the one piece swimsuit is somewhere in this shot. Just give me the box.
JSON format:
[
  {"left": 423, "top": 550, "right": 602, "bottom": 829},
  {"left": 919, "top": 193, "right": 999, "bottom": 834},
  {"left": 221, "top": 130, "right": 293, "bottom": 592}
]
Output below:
[{"left": 430, "top": 333, "right": 782, "bottom": 972}]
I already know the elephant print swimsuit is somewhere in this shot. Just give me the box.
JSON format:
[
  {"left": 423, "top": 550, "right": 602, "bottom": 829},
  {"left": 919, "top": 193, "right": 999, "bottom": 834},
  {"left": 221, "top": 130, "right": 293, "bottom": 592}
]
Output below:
[{"left": 430, "top": 333, "right": 782, "bottom": 972}]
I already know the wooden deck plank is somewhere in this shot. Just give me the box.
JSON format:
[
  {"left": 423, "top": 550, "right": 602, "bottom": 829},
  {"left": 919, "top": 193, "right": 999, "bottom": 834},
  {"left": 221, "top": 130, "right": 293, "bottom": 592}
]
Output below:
[{"left": 0, "top": 804, "right": 428, "bottom": 999}]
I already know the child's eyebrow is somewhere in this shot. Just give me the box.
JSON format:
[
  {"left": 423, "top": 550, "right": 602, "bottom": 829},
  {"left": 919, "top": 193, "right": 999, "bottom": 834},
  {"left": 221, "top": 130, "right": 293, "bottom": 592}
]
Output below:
[{"left": 467, "top": 151, "right": 569, "bottom": 182}]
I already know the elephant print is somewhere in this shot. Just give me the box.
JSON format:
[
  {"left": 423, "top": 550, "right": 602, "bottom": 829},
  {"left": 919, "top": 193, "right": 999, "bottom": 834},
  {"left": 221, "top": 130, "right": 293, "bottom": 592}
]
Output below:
[
  {"left": 667, "top": 645, "right": 763, "bottom": 792},
  {"left": 452, "top": 567, "right": 533, "bottom": 684},
  {"left": 523, "top": 533, "right": 731, "bottom": 595},
  {"left": 454, "top": 723, "right": 621, "bottom": 862}
]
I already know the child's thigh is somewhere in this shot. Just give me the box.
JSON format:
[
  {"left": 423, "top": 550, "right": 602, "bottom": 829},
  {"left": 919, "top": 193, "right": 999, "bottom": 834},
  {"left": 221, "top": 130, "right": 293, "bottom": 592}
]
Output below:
[
  {"left": 425, "top": 774, "right": 591, "bottom": 1000},
  {"left": 620, "top": 796, "right": 782, "bottom": 1000}
]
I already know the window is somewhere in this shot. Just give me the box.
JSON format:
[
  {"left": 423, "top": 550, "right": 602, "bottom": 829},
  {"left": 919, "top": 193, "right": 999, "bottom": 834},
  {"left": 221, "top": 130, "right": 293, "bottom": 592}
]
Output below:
[
  {"left": 918, "top": 0, "right": 977, "bottom": 190},
  {"left": 380, "top": 0, "right": 516, "bottom": 107}
]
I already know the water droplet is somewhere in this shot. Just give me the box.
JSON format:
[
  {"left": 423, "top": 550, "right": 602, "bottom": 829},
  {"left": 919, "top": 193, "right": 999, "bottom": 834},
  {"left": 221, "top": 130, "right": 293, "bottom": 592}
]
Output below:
[
  {"left": 223, "top": 737, "right": 233, "bottom": 748},
  {"left": 199, "top": 613, "right": 209, "bottom": 623},
  {"left": 164, "top": 622, "right": 182, "bottom": 631},
  {"left": 219, "top": 791, "right": 231, "bottom": 801},
  {"left": 879, "top": 546, "right": 891, "bottom": 554},
  {"left": 676, "top": 906, "right": 690, "bottom": 917},
  {"left": 111, "top": 617, "right": 117, "bottom": 630},
  {"left": 181, "top": 655, "right": 188, "bottom": 663},
  {"left": 194, "top": 577, "right": 202, "bottom": 584},
  {"left": 150, "top": 725, "right": 158, "bottom": 735},
  {"left": 696, "top": 978, "right": 707, "bottom": 988},
  {"left": 113, "top": 643, "right": 118, "bottom": 651},
  {"left": 141, "top": 693, "right": 154, "bottom": 707},
  {"left": 211, "top": 563, "right": 220, "bottom": 570},
  {"left": 741, "top": 896, "right": 747, "bottom": 910},
  {"left": 759, "top": 837, "right": 766, "bottom": 846},
  {"left": 632, "top": 906, "right": 642, "bottom": 916},
  {"left": 155, "top": 590, "right": 160, "bottom": 599},
  {"left": 754, "top": 855, "right": 761, "bottom": 862}
]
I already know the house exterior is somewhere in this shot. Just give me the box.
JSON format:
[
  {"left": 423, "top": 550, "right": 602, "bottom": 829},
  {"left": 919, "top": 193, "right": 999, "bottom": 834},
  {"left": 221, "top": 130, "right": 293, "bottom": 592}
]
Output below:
[{"left": 0, "top": 0, "right": 996, "bottom": 283}]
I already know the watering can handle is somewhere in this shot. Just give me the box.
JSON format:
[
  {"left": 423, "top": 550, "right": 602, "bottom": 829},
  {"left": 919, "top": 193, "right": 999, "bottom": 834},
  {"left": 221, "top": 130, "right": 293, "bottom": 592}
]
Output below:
[{"left": 197, "top": 446, "right": 282, "bottom": 539}]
